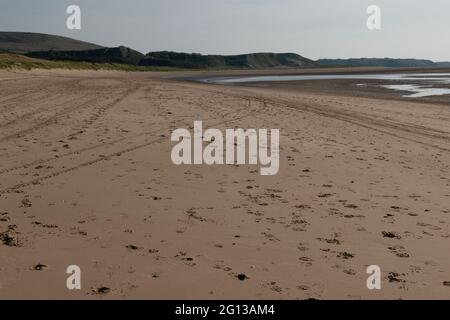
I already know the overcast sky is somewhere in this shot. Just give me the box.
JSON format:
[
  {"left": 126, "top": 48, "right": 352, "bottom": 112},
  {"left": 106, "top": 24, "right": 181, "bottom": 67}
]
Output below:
[{"left": 1, "top": 0, "right": 449, "bottom": 61}]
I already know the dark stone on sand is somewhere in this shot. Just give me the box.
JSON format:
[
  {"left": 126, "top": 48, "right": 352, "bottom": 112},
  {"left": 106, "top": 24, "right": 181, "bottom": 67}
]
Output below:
[
  {"left": 126, "top": 244, "right": 142, "bottom": 250},
  {"left": 97, "top": 287, "right": 110, "bottom": 294},
  {"left": 33, "top": 263, "right": 47, "bottom": 271},
  {"left": 237, "top": 273, "right": 249, "bottom": 281}
]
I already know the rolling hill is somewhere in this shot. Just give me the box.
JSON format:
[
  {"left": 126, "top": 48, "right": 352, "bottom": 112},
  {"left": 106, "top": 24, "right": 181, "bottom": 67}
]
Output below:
[
  {"left": 140, "top": 51, "right": 317, "bottom": 69},
  {"left": 1, "top": 32, "right": 449, "bottom": 70},
  {"left": 0, "top": 32, "right": 103, "bottom": 53},
  {"left": 28, "top": 46, "right": 145, "bottom": 66},
  {"left": 435, "top": 61, "right": 450, "bottom": 67},
  {"left": 317, "top": 58, "right": 440, "bottom": 68},
  {"left": 0, "top": 32, "right": 317, "bottom": 69}
]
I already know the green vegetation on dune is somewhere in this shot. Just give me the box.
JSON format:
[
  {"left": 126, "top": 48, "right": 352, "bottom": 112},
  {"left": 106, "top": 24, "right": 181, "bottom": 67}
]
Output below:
[
  {"left": 0, "top": 32, "right": 318, "bottom": 70},
  {"left": 28, "top": 46, "right": 145, "bottom": 66},
  {"left": 140, "top": 51, "right": 317, "bottom": 69},
  {"left": 2, "top": 32, "right": 448, "bottom": 71},
  {"left": 25, "top": 49, "right": 318, "bottom": 70},
  {"left": 0, "top": 53, "right": 176, "bottom": 71}
]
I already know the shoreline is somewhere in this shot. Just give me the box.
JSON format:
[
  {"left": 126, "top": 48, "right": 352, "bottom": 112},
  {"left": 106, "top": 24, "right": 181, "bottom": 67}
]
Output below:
[{"left": 168, "top": 67, "right": 450, "bottom": 107}]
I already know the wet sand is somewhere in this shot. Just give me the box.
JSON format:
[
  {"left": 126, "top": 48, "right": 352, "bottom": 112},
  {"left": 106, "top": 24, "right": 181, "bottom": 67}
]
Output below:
[{"left": 0, "top": 68, "right": 450, "bottom": 299}]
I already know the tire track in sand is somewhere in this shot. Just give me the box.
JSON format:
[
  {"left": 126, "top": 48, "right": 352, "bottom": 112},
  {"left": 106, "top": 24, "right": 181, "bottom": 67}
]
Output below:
[{"left": 0, "top": 97, "right": 264, "bottom": 195}]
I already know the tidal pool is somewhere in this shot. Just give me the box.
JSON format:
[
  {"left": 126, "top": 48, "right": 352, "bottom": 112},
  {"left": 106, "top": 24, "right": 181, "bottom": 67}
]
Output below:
[{"left": 202, "top": 73, "right": 450, "bottom": 98}]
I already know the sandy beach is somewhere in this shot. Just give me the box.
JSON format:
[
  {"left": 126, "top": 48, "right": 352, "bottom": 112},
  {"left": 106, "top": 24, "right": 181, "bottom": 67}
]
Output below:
[{"left": 0, "top": 68, "right": 449, "bottom": 299}]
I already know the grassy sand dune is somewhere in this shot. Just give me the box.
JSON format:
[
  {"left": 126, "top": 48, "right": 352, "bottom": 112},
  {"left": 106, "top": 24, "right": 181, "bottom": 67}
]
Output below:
[{"left": 0, "top": 53, "right": 175, "bottom": 71}]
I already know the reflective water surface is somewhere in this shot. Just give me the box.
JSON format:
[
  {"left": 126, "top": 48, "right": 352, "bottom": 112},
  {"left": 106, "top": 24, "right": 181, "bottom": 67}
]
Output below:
[{"left": 203, "top": 73, "right": 450, "bottom": 98}]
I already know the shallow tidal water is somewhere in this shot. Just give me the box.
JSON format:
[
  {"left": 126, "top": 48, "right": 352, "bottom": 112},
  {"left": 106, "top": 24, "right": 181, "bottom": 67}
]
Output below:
[{"left": 203, "top": 73, "right": 450, "bottom": 98}]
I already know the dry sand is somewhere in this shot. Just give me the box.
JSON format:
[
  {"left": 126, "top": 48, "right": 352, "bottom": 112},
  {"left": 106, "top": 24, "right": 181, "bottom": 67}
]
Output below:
[{"left": 0, "top": 68, "right": 449, "bottom": 299}]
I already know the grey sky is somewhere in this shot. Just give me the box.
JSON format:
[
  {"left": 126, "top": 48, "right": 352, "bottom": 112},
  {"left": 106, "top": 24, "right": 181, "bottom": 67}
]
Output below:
[{"left": 1, "top": 0, "right": 449, "bottom": 61}]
